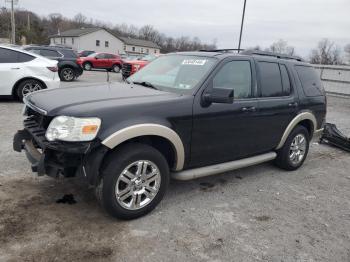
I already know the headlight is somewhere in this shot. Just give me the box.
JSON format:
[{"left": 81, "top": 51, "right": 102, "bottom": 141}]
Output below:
[
  {"left": 45, "top": 116, "right": 101, "bottom": 142},
  {"left": 133, "top": 64, "right": 141, "bottom": 71}
]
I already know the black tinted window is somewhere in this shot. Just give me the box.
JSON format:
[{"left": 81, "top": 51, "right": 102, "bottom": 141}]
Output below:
[
  {"left": 17, "top": 52, "right": 35, "bottom": 62},
  {"left": 295, "top": 66, "right": 323, "bottom": 97},
  {"left": 0, "top": 48, "right": 34, "bottom": 63},
  {"left": 60, "top": 49, "right": 77, "bottom": 58},
  {"left": 213, "top": 61, "right": 252, "bottom": 98},
  {"left": 280, "top": 64, "right": 291, "bottom": 95},
  {"left": 258, "top": 62, "right": 283, "bottom": 97},
  {"left": 40, "top": 49, "right": 61, "bottom": 57}
]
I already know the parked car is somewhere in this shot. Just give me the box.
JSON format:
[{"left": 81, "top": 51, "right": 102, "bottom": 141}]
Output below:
[
  {"left": 0, "top": 45, "right": 60, "bottom": 101},
  {"left": 14, "top": 50, "right": 326, "bottom": 219},
  {"left": 122, "top": 54, "right": 158, "bottom": 79},
  {"left": 78, "top": 50, "right": 95, "bottom": 57},
  {"left": 77, "top": 53, "right": 123, "bottom": 73},
  {"left": 24, "top": 46, "right": 83, "bottom": 82}
]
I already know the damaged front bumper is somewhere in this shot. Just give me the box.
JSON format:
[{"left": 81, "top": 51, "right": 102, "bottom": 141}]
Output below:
[{"left": 13, "top": 118, "right": 108, "bottom": 185}]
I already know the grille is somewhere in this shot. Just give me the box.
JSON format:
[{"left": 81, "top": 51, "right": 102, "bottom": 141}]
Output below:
[{"left": 122, "top": 63, "right": 132, "bottom": 77}]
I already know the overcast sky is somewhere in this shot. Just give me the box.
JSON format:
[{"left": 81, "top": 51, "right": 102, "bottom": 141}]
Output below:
[{"left": 6, "top": 0, "right": 350, "bottom": 56}]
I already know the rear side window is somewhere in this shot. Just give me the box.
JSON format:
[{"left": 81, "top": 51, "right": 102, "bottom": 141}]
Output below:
[
  {"left": 60, "top": 49, "right": 77, "bottom": 58},
  {"left": 280, "top": 64, "right": 291, "bottom": 95},
  {"left": 40, "top": 49, "right": 61, "bottom": 58},
  {"left": 295, "top": 66, "right": 323, "bottom": 97},
  {"left": 258, "top": 62, "right": 284, "bottom": 97},
  {"left": 0, "top": 48, "right": 34, "bottom": 63}
]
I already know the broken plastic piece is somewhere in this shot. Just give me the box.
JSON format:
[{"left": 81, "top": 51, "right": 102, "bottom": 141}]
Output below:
[{"left": 320, "top": 123, "right": 350, "bottom": 152}]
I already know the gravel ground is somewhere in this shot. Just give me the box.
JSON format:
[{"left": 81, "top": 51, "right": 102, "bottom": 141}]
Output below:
[{"left": 0, "top": 71, "right": 350, "bottom": 262}]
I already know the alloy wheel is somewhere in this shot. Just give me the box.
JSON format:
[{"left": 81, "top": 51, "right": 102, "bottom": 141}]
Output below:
[
  {"left": 289, "top": 134, "right": 307, "bottom": 165},
  {"left": 115, "top": 160, "right": 161, "bottom": 210},
  {"left": 22, "top": 82, "right": 42, "bottom": 97},
  {"left": 62, "top": 68, "right": 74, "bottom": 81}
]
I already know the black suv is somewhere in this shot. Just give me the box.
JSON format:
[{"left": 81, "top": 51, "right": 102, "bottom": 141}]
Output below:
[
  {"left": 13, "top": 50, "right": 327, "bottom": 219},
  {"left": 24, "top": 46, "right": 83, "bottom": 82}
]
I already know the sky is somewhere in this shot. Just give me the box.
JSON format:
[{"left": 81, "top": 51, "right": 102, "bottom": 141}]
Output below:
[{"left": 4, "top": 0, "right": 350, "bottom": 57}]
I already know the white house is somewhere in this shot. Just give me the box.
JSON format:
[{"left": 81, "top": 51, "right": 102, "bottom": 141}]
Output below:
[{"left": 49, "top": 28, "right": 161, "bottom": 55}]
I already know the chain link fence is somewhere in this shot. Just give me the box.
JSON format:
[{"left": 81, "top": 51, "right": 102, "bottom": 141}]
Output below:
[{"left": 313, "top": 64, "right": 350, "bottom": 96}]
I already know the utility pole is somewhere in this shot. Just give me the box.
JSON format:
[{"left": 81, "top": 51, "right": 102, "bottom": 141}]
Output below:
[
  {"left": 237, "top": 0, "right": 247, "bottom": 53},
  {"left": 5, "top": 0, "right": 18, "bottom": 44}
]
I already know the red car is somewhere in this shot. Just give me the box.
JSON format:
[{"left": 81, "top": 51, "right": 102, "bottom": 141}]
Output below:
[
  {"left": 77, "top": 53, "right": 123, "bottom": 73},
  {"left": 121, "top": 54, "right": 158, "bottom": 79}
]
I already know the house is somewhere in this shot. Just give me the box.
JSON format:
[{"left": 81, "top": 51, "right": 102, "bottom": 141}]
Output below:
[{"left": 49, "top": 28, "right": 161, "bottom": 55}]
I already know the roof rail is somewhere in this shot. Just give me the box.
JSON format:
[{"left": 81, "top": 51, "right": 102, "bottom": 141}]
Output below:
[
  {"left": 199, "top": 49, "right": 245, "bottom": 53},
  {"left": 241, "top": 50, "right": 304, "bottom": 62}
]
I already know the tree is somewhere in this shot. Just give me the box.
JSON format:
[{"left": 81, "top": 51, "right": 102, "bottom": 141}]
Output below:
[
  {"left": 309, "top": 39, "right": 342, "bottom": 65},
  {"left": 73, "top": 13, "right": 87, "bottom": 27},
  {"left": 266, "top": 39, "right": 295, "bottom": 55}
]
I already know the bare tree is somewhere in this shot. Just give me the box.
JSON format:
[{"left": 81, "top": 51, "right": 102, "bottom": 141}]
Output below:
[
  {"left": 73, "top": 13, "right": 87, "bottom": 27},
  {"left": 309, "top": 39, "right": 342, "bottom": 65},
  {"left": 266, "top": 39, "right": 295, "bottom": 55}
]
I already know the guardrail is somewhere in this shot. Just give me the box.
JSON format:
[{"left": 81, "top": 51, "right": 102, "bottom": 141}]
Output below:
[{"left": 312, "top": 64, "right": 350, "bottom": 96}]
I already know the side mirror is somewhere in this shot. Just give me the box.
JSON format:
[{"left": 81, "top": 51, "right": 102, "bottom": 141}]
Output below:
[{"left": 203, "top": 87, "right": 234, "bottom": 104}]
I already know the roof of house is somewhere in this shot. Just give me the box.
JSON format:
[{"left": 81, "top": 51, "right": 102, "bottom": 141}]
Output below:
[
  {"left": 50, "top": 28, "right": 100, "bottom": 37},
  {"left": 50, "top": 27, "right": 161, "bottom": 49},
  {"left": 119, "top": 37, "right": 160, "bottom": 49}
]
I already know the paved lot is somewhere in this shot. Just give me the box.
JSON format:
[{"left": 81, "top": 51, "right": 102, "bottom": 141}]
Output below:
[{"left": 0, "top": 71, "right": 350, "bottom": 262}]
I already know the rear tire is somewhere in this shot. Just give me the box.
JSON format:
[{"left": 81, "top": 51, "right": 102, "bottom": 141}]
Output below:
[
  {"left": 59, "top": 67, "right": 75, "bottom": 82},
  {"left": 274, "top": 125, "right": 310, "bottom": 171},
  {"left": 97, "top": 143, "right": 169, "bottom": 220},
  {"left": 112, "top": 64, "right": 121, "bottom": 73},
  {"left": 16, "top": 79, "right": 44, "bottom": 101}
]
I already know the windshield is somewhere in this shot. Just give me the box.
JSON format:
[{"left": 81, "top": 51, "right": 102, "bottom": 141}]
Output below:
[
  {"left": 128, "top": 55, "right": 216, "bottom": 93},
  {"left": 87, "top": 53, "right": 97, "bottom": 57}
]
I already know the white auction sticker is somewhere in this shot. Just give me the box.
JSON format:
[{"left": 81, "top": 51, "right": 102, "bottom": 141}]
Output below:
[{"left": 182, "top": 59, "right": 207, "bottom": 66}]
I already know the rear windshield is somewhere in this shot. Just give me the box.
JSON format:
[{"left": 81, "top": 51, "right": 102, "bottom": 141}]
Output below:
[{"left": 295, "top": 65, "right": 324, "bottom": 97}]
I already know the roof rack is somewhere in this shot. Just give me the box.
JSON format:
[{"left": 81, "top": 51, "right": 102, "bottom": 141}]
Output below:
[
  {"left": 241, "top": 50, "right": 304, "bottom": 62},
  {"left": 199, "top": 49, "right": 245, "bottom": 53}
]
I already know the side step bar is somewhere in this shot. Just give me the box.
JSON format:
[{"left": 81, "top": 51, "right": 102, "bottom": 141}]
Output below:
[{"left": 171, "top": 152, "right": 277, "bottom": 181}]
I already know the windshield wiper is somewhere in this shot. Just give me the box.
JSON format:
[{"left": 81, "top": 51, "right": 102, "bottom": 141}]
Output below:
[{"left": 132, "top": 81, "right": 158, "bottom": 90}]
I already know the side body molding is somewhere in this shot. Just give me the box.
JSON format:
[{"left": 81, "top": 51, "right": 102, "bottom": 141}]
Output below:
[
  {"left": 101, "top": 124, "right": 185, "bottom": 171},
  {"left": 276, "top": 112, "right": 317, "bottom": 150}
]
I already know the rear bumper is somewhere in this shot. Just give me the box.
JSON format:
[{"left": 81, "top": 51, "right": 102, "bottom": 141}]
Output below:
[{"left": 44, "top": 78, "right": 60, "bottom": 89}]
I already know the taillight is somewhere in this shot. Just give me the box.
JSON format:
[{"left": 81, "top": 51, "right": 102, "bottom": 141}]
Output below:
[{"left": 47, "top": 66, "right": 58, "bottom": 72}]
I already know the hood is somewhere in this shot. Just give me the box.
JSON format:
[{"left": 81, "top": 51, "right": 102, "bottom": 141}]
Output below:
[
  {"left": 25, "top": 82, "right": 181, "bottom": 116},
  {"left": 125, "top": 60, "right": 148, "bottom": 65}
]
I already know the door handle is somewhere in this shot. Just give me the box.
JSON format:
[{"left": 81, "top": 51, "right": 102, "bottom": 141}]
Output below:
[
  {"left": 241, "top": 106, "right": 256, "bottom": 112},
  {"left": 11, "top": 68, "right": 20, "bottom": 70},
  {"left": 288, "top": 102, "right": 298, "bottom": 107}
]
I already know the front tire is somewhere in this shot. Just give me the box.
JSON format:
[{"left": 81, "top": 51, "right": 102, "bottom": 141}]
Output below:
[
  {"left": 274, "top": 125, "right": 310, "bottom": 170},
  {"left": 83, "top": 62, "right": 92, "bottom": 71},
  {"left": 59, "top": 67, "right": 75, "bottom": 81},
  {"left": 98, "top": 143, "right": 170, "bottom": 220},
  {"left": 16, "top": 79, "right": 44, "bottom": 101}
]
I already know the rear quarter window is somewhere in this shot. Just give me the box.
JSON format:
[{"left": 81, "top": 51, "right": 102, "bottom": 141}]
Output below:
[
  {"left": 295, "top": 65, "right": 324, "bottom": 97},
  {"left": 0, "top": 48, "right": 34, "bottom": 63}
]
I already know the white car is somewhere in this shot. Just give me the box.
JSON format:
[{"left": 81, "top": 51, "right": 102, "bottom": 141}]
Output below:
[{"left": 0, "top": 45, "right": 60, "bottom": 101}]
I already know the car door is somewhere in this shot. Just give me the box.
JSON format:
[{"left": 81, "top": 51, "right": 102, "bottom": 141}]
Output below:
[
  {"left": 0, "top": 48, "right": 29, "bottom": 95},
  {"left": 94, "top": 53, "right": 109, "bottom": 68},
  {"left": 253, "top": 59, "right": 299, "bottom": 152},
  {"left": 190, "top": 58, "right": 261, "bottom": 168}
]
